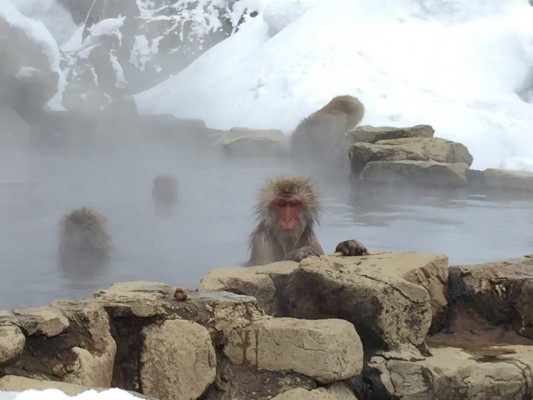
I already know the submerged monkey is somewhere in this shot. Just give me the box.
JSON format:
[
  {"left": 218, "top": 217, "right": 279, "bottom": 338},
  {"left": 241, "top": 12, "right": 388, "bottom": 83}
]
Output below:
[
  {"left": 246, "top": 176, "right": 367, "bottom": 266},
  {"left": 58, "top": 207, "right": 111, "bottom": 273}
]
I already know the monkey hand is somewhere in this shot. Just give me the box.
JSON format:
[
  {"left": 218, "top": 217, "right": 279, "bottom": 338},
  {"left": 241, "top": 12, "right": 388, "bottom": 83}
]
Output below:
[
  {"left": 335, "top": 240, "right": 368, "bottom": 256},
  {"left": 285, "top": 245, "right": 322, "bottom": 262}
]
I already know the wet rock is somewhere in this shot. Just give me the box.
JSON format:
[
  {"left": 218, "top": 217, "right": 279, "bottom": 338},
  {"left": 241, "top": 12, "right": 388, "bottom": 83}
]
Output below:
[
  {"left": 484, "top": 168, "right": 533, "bottom": 191},
  {"left": 359, "top": 160, "right": 470, "bottom": 187}
]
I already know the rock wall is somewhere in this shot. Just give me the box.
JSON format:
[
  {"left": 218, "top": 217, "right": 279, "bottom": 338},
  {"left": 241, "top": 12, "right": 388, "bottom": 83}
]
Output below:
[{"left": 3, "top": 253, "right": 533, "bottom": 399}]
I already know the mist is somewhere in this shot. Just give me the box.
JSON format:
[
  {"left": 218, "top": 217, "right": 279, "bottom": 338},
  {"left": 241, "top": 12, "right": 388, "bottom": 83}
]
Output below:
[{"left": 1, "top": 0, "right": 533, "bottom": 311}]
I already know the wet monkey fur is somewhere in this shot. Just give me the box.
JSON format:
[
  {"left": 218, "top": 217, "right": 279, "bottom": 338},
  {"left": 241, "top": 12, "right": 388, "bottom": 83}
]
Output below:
[{"left": 290, "top": 95, "right": 365, "bottom": 166}]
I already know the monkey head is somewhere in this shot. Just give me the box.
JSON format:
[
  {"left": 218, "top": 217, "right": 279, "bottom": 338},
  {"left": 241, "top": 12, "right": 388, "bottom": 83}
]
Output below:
[{"left": 256, "top": 176, "right": 320, "bottom": 240}]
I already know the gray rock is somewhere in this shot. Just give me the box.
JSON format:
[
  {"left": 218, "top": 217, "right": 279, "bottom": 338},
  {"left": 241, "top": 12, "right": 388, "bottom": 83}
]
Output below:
[
  {"left": 347, "top": 124, "right": 435, "bottom": 144},
  {"left": 359, "top": 160, "right": 470, "bottom": 187}
]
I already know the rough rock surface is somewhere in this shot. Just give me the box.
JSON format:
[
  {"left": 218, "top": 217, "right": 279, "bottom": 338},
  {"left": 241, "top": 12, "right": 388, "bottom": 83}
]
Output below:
[
  {"left": 272, "top": 382, "right": 358, "bottom": 400},
  {"left": 198, "top": 261, "right": 299, "bottom": 315},
  {"left": 347, "top": 124, "right": 435, "bottom": 144},
  {"left": 0, "top": 325, "right": 25, "bottom": 365},
  {"left": 365, "top": 345, "right": 533, "bottom": 399},
  {"left": 359, "top": 160, "right": 470, "bottom": 186},
  {"left": 484, "top": 168, "right": 533, "bottom": 191},
  {"left": 224, "top": 317, "right": 363, "bottom": 383},
  {"left": 449, "top": 254, "right": 533, "bottom": 339},
  {"left": 218, "top": 128, "right": 289, "bottom": 156},
  {"left": 140, "top": 319, "right": 216, "bottom": 400},
  {"left": 349, "top": 136, "right": 472, "bottom": 177},
  {"left": 283, "top": 253, "right": 448, "bottom": 353},
  {"left": 0, "top": 301, "right": 116, "bottom": 388}
]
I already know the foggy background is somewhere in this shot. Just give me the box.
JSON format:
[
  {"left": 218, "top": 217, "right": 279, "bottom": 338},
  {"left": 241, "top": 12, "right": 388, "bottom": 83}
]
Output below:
[{"left": 1, "top": 0, "right": 533, "bottom": 310}]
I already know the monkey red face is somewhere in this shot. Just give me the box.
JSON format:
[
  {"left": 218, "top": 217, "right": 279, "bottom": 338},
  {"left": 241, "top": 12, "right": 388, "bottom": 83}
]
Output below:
[{"left": 272, "top": 196, "right": 303, "bottom": 231}]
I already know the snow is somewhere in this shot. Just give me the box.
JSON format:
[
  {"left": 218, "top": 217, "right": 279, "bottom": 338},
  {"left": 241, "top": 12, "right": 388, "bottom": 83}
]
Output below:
[
  {"left": 0, "top": 0, "right": 533, "bottom": 397},
  {"left": 0, "top": 389, "right": 142, "bottom": 400},
  {"left": 136, "top": 0, "right": 533, "bottom": 171}
]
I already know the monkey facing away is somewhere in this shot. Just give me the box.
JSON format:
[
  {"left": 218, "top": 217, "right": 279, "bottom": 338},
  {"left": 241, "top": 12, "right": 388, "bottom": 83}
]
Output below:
[
  {"left": 290, "top": 95, "right": 365, "bottom": 166},
  {"left": 246, "top": 176, "right": 367, "bottom": 266},
  {"left": 152, "top": 174, "right": 178, "bottom": 215},
  {"left": 58, "top": 207, "right": 111, "bottom": 273}
]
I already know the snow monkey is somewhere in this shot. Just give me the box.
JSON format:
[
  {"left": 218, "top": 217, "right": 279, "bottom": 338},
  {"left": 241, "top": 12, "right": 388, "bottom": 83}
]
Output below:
[
  {"left": 290, "top": 95, "right": 365, "bottom": 166},
  {"left": 246, "top": 176, "right": 367, "bottom": 266},
  {"left": 152, "top": 174, "right": 178, "bottom": 214},
  {"left": 58, "top": 207, "right": 111, "bottom": 270}
]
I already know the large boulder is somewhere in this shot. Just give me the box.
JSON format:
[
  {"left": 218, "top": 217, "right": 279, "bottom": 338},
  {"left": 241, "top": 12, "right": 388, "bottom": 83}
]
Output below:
[
  {"left": 449, "top": 255, "right": 533, "bottom": 339},
  {"left": 218, "top": 128, "right": 289, "bottom": 157},
  {"left": 198, "top": 261, "right": 299, "bottom": 315},
  {"left": 365, "top": 345, "right": 533, "bottom": 399},
  {"left": 271, "top": 382, "right": 358, "bottom": 400},
  {"left": 224, "top": 317, "right": 363, "bottom": 384},
  {"left": 359, "top": 160, "right": 470, "bottom": 187},
  {"left": 484, "top": 168, "right": 533, "bottom": 191},
  {"left": 140, "top": 320, "right": 216, "bottom": 400},
  {"left": 283, "top": 253, "right": 449, "bottom": 353},
  {"left": 0, "top": 325, "right": 25, "bottom": 365},
  {"left": 0, "top": 301, "right": 116, "bottom": 388},
  {"left": 347, "top": 124, "right": 435, "bottom": 144},
  {"left": 349, "top": 137, "right": 473, "bottom": 177}
]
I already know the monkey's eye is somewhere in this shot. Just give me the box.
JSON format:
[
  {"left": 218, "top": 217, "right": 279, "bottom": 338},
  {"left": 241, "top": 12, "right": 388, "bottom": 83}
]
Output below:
[
  {"left": 274, "top": 199, "right": 288, "bottom": 208},
  {"left": 287, "top": 200, "right": 302, "bottom": 208}
]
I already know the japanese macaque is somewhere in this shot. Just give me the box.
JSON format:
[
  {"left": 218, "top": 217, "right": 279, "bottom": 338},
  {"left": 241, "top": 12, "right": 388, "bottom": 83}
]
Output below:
[
  {"left": 58, "top": 208, "right": 111, "bottom": 273},
  {"left": 152, "top": 174, "right": 178, "bottom": 214},
  {"left": 290, "top": 95, "right": 365, "bottom": 166},
  {"left": 246, "top": 176, "right": 367, "bottom": 266}
]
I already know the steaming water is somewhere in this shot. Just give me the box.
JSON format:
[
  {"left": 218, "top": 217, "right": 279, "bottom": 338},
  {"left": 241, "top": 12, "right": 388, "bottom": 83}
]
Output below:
[{"left": 1, "top": 139, "right": 532, "bottom": 310}]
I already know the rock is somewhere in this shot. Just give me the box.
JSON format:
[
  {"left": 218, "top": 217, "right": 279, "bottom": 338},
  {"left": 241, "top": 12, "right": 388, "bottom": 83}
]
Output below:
[
  {"left": 2, "top": 301, "right": 116, "bottom": 388},
  {"left": 10, "top": 305, "right": 69, "bottom": 338},
  {"left": 272, "top": 382, "right": 358, "bottom": 399},
  {"left": 0, "top": 375, "right": 96, "bottom": 396},
  {"left": 140, "top": 319, "right": 216, "bottom": 400},
  {"left": 349, "top": 137, "right": 473, "bottom": 177},
  {"left": 449, "top": 255, "right": 533, "bottom": 339},
  {"left": 139, "top": 114, "right": 213, "bottom": 149},
  {"left": 0, "top": 15, "right": 59, "bottom": 121},
  {"left": 218, "top": 128, "right": 289, "bottom": 157},
  {"left": 365, "top": 345, "right": 533, "bottom": 399},
  {"left": 484, "top": 168, "right": 533, "bottom": 191},
  {"left": 283, "top": 253, "right": 448, "bottom": 353},
  {"left": 0, "top": 325, "right": 25, "bottom": 365},
  {"left": 202, "top": 363, "right": 317, "bottom": 400},
  {"left": 347, "top": 125, "right": 435, "bottom": 144},
  {"left": 0, "top": 107, "right": 31, "bottom": 147},
  {"left": 61, "top": 1, "right": 254, "bottom": 111},
  {"left": 359, "top": 160, "right": 470, "bottom": 187},
  {"left": 225, "top": 317, "right": 363, "bottom": 384},
  {"left": 198, "top": 261, "right": 299, "bottom": 315}
]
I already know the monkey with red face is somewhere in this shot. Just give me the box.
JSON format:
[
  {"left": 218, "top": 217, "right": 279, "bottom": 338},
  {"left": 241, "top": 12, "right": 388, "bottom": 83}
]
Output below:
[{"left": 246, "top": 176, "right": 367, "bottom": 266}]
